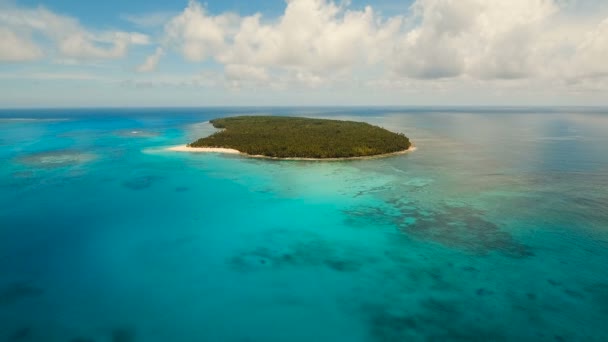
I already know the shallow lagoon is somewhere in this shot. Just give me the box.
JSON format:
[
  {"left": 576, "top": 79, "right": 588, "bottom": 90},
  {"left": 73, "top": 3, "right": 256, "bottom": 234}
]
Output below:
[{"left": 1, "top": 108, "right": 607, "bottom": 341}]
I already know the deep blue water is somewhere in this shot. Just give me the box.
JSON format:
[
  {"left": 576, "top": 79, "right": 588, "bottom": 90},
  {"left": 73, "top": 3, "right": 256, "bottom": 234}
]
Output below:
[{"left": 1, "top": 108, "right": 607, "bottom": 341}]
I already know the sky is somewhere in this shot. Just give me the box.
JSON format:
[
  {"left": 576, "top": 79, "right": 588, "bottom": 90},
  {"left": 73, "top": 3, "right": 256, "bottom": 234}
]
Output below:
[{"left": 1, "top": 0, "right": 608, "bottom": 107}]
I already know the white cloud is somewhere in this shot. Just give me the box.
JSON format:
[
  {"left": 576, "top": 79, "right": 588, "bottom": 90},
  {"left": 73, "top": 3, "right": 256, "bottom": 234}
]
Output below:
[
  {"left": 149, "top": 0, "right": 608, "bottom": 93},
  {"left": 0, "top": 71, "right": 105, "bottom": 80},
  {"left": 223, "top": 0, "right": 380, "bottom": 71},
  {"left": 120, "top": 70, "right": 223, "bottom": 89},
  {"left": 569, "top": 17, "right": 608, "bottom": 79},
  {"left": 224, "top": 64, "right": 269, "bottom": 82},
  {"left": 3, "top": 0, "right": 608, "bottom": 102},
  {"left": 164, "top": 0, "right": 236, "bottom": 62},
  {"left": 224, "top": 0, "right": 405, "bottom": 75},
  {"left": 161, "top": 0, "right": 399, "bottom": 73},
  {"left": 0, "top": 4, "right": 148, "bottom": 61},
  {"left": 137, "top": 47, "right": 164, "bottom": 72},
  {"left": 57, "top": 31, "right": 148, "bottom": 60},
  {"left": 0, "top": 27, "right": 43, "bottom": 61},
  {"left": 393, "top": 0, "right": 559, "bottom": 79}
]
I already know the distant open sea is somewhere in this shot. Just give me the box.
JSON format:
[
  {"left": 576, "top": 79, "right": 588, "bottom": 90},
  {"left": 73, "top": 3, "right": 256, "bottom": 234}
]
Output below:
[{"left": 1, "top": 107, "right": 607, "bottom": 341}]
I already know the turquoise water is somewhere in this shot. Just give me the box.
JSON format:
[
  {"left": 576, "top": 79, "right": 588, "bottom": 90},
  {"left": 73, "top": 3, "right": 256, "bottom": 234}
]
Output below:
[{"left": 1, "top": 108, "right": 607, "bottom": 341}]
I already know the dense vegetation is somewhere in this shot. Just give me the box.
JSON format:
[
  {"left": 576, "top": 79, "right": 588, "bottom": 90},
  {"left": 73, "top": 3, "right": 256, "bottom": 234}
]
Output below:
[{"left": 189, "top": 116, "right": 411, "bottom": 159}]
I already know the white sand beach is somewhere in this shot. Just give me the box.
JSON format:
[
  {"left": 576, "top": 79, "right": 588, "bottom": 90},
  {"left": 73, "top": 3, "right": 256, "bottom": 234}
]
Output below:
[
  {"left": 166, "top": 144, "right": 416, "bottom": 160},
  {"left": 166, "top": 145, "right": 242, "bottom": 154}
]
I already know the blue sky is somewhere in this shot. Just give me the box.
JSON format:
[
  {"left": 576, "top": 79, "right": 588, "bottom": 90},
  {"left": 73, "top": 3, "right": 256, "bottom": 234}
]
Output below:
[
  {"left": 15, "top": 0, "right": 414, "bottom": 24},
  {"left": 1, "top": 0, "right": 607, "bottom": 107}
]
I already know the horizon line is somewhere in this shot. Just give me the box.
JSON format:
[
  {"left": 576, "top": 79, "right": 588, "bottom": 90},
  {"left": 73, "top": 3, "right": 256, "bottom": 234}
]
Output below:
[{"left": 2, "top": 105, "right": 608, "bottom": 110}]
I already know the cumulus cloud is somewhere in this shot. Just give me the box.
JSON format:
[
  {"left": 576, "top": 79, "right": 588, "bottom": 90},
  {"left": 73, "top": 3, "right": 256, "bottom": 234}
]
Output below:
[
  {"left": 392, "top": 0, "right": 559, "bottom": 80},
  {"left": 570, "top": 17, "right": 608, "bottom": 79},
  {"left": 0, "top": 4, "right": 148, "bottom": 61},
  {"left": 0, "top": 27, "right": 43, "bottom": 61},
  {"left": 137, "top": 47, "right": 165, "bottom": 72},
  {"left": 0, "top": 71, "right": 105, "bottom": 80},
  {"left": 225, "top": 64, "right": 268, "bottom": 81},
  {"left": 57, "top": 31, "right": 149, "bottom": 59},
  {"left": 160, "top": 0, "right": 400, "bottom": 75},
  {"left": 221, "top": 0, "right": 391, "bottom": 72},
  {"left": 164, "top": 0, "right": 236, "bottom": 62},
  {"left": 145, "top": 0, "right": 608, "bottom": 92},
  {"left": 3, "top": 0, "right": 608, "bottom": 97}
]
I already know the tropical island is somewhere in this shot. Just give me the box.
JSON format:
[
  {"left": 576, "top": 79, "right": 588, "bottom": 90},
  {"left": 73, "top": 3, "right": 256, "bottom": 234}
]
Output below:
[{"left": 171, "top": 116, "right": 413, "bottom": 160}]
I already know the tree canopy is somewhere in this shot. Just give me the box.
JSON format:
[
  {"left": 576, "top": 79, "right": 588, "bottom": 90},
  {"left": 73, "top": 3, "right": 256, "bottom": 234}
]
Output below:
[{"left": 189, "top": 116, "right": 411, "bottom": 159}]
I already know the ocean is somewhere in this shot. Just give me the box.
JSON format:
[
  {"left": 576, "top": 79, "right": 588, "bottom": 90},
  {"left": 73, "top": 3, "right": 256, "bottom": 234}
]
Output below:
[{"left": 1, "top": 107, "right": 607, "bottom": 341}]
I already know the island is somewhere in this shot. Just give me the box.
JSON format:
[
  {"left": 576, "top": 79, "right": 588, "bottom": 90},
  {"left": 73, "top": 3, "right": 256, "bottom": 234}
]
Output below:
[{"left": 173, "top": 116, "right": 413, "bottom": 160}]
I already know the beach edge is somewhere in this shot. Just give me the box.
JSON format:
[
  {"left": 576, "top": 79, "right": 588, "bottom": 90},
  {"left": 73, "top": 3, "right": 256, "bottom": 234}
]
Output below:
[{"left": 166, "top": 144, "right": 416, "bottom": 161}]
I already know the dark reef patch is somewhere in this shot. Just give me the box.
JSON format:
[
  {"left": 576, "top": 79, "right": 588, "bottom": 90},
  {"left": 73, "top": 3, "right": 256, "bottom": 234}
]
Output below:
[
  {"left": 353, "top": 185, "right": 394, "bottom": 198},
  {"left": 368, "top": 308, "right": 419, "bottom": 341},
  {"left": 0, "top": 282, "right": 44, "bottom": 306},
  {"left": 462, "top": 266, "right": 479, "bottom": 272},
  {"left": 344, "top": 200, "right": 532, "bottom": 258},
  {"left": 229, "top": 238, "right": 373, "bottom": 273},
  {"left": 122, "top": 176, "right": 161, "bottom": 190},
  {"left": 11, "top": 171, "right": 35, "bottom": 179},
  {"left": 563, "top": 288, "right": 584, "bottom": 299},
  {"left": 585, "top": 283, "right": 608, "bottom": 314},
  {"left": 400, "top": 266, "right": 455, "bottom": 292},
  {"left": 323, "top": 259, "right": 361, "bottom": 272},
  {"left": 8, "top": 327, "right": 31, "bottom": 341},
  {"left": 476, "top": 288, "right": 494, "bottom": 296},
  {"left": 112, "top": 326, "right": 136, "bottom": 342},
  {"left": 401, "top": 205, "right": 533, "bottom": 257},
  {"left": 4, "top": 171, "right": 39, "bottom": 190},
  {"left": 365, "top": 300, "right": 508, "bottom": 342}
]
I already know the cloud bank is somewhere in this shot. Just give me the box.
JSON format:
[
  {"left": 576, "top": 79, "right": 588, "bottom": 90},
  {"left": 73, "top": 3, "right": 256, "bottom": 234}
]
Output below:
[
  {"left": 2, "top": 0, "right": 608, "bottom": 100},
  {"left": 0, "top": 4, "right": 148, "bottom": 61},
  {"left": 132, "top": 0, "right": 608, "bottom": 90}
]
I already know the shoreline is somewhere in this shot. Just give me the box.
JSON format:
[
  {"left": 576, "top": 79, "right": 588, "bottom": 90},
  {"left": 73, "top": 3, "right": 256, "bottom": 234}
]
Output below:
[
  {"left": 166, "top": 144, "right": 416, "bottom": 161},
  {"left": 166, "top": 145, "right": 241, "bottom": 154}
]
